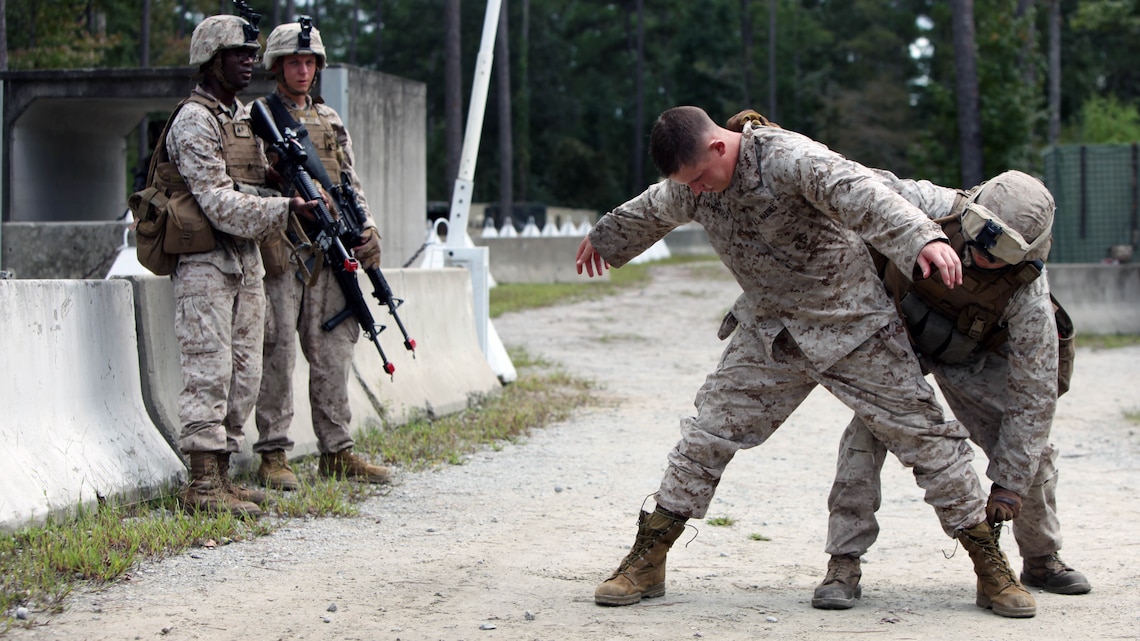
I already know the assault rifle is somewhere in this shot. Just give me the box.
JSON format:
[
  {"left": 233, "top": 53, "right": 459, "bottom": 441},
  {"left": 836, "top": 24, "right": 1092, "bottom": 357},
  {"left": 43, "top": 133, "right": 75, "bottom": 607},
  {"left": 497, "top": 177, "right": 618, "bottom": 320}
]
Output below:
[
  {"left": 330, "top": 173, "right": 417, "bottom": 356},
  {"left": 249, "top": 100, "right": 398, "bottom": 376}
]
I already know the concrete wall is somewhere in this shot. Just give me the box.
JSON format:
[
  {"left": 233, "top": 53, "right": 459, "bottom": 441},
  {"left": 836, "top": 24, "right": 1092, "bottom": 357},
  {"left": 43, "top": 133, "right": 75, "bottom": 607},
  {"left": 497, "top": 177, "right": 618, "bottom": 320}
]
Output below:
[
  {"left": 337, "top": 67, "right": 428, "bottom": 270},
  {"left": 0, "top": 66, "right": 427, "bottom": 278},
  {"left": 1047, "top": 263, "right": 1140, "bottom": 334},
  {"left": 475, "top": 236, "right": 608, "bottom": 284},
  {"left": 0, "top": 268, "right": 501, "bottom": 531}
]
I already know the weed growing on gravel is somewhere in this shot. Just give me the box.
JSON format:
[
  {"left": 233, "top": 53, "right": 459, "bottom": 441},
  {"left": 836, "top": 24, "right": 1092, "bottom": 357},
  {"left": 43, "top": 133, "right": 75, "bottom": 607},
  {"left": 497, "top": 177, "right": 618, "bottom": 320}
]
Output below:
[
  {"left": 749, "top": 533, "right": 772, "bottom": 541},
  {"left": 0, "top": 347, "right": 595, "bottom": 632},
  {"left": 707, "top": 516, "right": 736, "bottom": 527},
  {"left": 0, "top": 497, "right": 269, "bottom": 633},
  {"left": 357, "top": 347, "right": 596, "bottom": 470},
  {"left": 489, "top": 255, "right": 718, "bottom": 317}
]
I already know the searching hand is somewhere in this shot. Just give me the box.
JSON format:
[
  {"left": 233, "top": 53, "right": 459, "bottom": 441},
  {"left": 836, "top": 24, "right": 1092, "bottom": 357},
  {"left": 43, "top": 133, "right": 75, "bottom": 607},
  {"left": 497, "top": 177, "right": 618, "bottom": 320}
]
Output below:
[
  {"left": 985, "top": 484, "right": 1022, "bottom": 525},
  {"left": 916, "top": 241, "right": 962, "bottom": 289}
]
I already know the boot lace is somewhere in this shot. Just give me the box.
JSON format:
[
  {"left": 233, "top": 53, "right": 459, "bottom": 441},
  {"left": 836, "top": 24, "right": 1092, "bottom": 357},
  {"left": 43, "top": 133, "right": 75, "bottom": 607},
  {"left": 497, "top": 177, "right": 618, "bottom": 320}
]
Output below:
[
  {"left": 610, "top": 522, "right": 697, "bottom": 579},
  {"left": 972, "top": 524, "right": 1019, "bottom": 584}
]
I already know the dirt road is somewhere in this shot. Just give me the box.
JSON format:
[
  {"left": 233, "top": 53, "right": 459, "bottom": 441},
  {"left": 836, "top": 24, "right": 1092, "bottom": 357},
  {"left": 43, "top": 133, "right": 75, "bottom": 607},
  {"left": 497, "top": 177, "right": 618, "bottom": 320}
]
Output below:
[{"left": 8, "top": 261, "right": 1139, "bottom": 641}]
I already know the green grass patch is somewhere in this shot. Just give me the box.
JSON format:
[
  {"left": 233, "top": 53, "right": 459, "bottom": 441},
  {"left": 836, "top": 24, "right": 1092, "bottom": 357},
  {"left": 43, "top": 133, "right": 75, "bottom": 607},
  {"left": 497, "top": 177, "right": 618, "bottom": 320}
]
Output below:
[
  {"left": 749, "top": 532, "right": 771, "bottom": 541},
  {"left": 489, "top": 254, "right": 718, "bottom": 317},
  {"left": 0, "top": 346, "right": 595, "bottom": 631},
  {"left": 706, "top": 516, "right": 735, "bottom": 527},
  {"left": 1075, "top": 334, "right": 1140, "bottom": 349},
  {"left": 0, "top": 497, "right": 270, "bottom": 631},
  {"left": 357, "top": 349, "right": 595, "bottom": 470},
  {"left": 1124, "top": 410, "right": 1140, "bottom": 425}
]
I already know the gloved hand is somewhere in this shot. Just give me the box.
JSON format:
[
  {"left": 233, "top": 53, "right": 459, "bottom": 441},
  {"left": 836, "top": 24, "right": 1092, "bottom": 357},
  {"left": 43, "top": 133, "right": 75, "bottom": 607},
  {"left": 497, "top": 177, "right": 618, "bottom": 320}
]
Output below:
[
  {"left": 985, "top": 483, "right": 1022, "bottom": 525},
  {"left": 354, "top": 227, "right": 382, "bottom": 270}
]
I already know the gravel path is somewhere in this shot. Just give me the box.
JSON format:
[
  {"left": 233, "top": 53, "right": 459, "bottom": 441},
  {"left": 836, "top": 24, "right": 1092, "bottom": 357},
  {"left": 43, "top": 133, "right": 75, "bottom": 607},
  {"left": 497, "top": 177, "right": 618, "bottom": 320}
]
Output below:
[{"left": 7, "top": 261, "right": 1139, "bottom": 641}]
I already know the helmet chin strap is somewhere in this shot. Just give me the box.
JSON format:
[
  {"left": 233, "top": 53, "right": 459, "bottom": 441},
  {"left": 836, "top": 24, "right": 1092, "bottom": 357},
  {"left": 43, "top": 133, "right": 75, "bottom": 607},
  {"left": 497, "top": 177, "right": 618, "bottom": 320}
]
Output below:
[{"left": 209, "top": 56, "right": 243, "bottom": 94}]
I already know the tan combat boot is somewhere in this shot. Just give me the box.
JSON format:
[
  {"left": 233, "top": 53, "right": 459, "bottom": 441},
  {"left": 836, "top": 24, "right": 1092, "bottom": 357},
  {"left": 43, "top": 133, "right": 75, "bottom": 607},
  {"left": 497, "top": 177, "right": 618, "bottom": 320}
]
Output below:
[
  {"left": 317, "top": 448, "right": 392, "bottom": 484},
  {"left": 1022, "top": 553, "right": 1092, "bottom": 595},
  {"left": 181, "top": 452, "right": 264, "bottom": 518},
  {"left": 217, "top": 453, "right": 268, "bottom": 505},
  {"left": 812, "top": 554, "right": 862, "bottom": 609},
  {"left": 595, "top": 507, "right": 688, "bottom": 606},
  {"left": 257, "top": 450, "right": 300, "bottom": 491},
  {"left": 957, "top": 521, "right": 1036, "bottom": 618}
]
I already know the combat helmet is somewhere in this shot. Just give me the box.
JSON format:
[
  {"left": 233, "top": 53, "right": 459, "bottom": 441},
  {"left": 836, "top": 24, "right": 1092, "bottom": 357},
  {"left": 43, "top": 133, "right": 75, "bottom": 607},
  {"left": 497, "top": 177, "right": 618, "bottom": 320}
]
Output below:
[
  {"left": 263, "top": 17, "right": 327, "bottom": 71},
  {"left": 189, "top": 15, "right": 261, "bottom": 67},
  {"left": 960, "top": 170, "right": 1055, "bottom": 264}
]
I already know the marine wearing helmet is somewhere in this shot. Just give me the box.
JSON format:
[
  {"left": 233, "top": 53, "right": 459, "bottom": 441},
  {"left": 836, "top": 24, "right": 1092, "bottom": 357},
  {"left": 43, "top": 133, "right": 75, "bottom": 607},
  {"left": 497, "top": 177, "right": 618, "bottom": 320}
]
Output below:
[
  {"left": 961, "top": 170, "right": 1055, "bottom": 266},
  {"left": 263, "top": 17, "right": 327, "bottom": 73},
  {"left": 189, "top": 14, "right": 262, "bottom": 68}
]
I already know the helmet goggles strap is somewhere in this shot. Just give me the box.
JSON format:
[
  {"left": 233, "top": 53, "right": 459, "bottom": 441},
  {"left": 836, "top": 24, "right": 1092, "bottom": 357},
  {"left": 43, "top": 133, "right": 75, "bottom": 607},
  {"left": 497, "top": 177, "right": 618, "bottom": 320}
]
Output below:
[{"left": 961, "top": 202, "right": 1048, "bottom": 264}]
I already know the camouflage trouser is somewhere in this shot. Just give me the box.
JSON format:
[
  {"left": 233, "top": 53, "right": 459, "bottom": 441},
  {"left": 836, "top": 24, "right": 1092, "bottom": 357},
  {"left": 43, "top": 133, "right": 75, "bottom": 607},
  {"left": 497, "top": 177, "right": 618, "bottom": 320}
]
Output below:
[
  {"left": 173, "top": 261, "right": 265, "bottom": 454},
  {"left": 253, "top": 264, "right": 359, "bottom": 454},
  {"left": 657, "top": 322, "right": 987, "bottom": 537},
  {"left": 827, "top": 355, "right": 1063, "bottom": 559}
]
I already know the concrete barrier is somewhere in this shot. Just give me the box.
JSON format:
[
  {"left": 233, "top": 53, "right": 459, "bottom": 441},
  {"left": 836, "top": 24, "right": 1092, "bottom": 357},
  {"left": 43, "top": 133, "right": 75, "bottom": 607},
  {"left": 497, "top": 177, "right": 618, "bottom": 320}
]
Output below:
[
  {"left": 0, "top": 280, "right": 186, "bottom": 531},
  {"left": 122, "top": 268, "right": 501, "bottom": 472},
  {"left": 1047, "top": 263, "right": 1140, "bottom": 334},
  {"left": 474, "top": 236, "right": 606, "bottom": 284}
]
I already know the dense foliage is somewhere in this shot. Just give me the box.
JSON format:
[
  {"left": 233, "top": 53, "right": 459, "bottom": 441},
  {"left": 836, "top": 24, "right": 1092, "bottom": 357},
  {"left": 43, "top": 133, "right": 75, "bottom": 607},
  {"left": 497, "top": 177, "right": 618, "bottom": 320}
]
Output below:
[{"left": 5, "top": 0, "right": 1140, "bottom": 212}]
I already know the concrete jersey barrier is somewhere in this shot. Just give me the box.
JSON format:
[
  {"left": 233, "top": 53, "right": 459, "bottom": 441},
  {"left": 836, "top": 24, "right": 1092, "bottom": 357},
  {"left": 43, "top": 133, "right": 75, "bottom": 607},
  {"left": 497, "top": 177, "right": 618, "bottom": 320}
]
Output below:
[
  {"left": 0, "top": 279, "right": 186, "bottom": 531},
  {"left": 122, "top": 267, "right": 501, "bottom": 471},
  {"left": 0, "top": 268, "right": 500, "bottom": 531}
]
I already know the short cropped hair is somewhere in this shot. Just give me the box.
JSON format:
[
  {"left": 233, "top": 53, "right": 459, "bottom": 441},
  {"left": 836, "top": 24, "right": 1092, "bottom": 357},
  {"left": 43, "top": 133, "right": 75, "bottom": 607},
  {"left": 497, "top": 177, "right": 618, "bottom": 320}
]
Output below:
[{"left": 649, "top": 106, "right": 715, "bottom": 177}]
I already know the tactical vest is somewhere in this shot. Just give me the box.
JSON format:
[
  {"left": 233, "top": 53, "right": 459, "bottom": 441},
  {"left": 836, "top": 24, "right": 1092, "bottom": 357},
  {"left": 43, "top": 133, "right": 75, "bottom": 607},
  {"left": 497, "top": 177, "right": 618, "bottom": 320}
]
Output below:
[
  {"left": 189, "top": 93, "right": 268, "bottom": 187},
  {"left": 155, "top": 93, "right": 268, "bottom": 197},
  {"left": 288, "top": 102, "right": 345, "bottom": 183},
  {"left": 883, "top": 217, "right": 1043, "bottom": 363}
]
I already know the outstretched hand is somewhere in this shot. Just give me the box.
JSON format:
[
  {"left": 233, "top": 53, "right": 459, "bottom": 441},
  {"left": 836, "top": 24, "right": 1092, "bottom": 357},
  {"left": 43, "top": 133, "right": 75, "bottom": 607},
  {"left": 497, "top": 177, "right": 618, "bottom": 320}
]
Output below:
[
  {"left": 575, "top": 236, "right": 609, "bottom": 278},
  {"left": 917, "top": 241, "right": 962, "bottom": 289}
]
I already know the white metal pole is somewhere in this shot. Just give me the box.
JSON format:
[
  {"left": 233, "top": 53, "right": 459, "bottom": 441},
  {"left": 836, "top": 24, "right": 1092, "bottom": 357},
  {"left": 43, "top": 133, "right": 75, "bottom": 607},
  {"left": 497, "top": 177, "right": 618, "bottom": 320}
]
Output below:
[{"left": 446, "top": 0, "right": 501, "bottom": 248}]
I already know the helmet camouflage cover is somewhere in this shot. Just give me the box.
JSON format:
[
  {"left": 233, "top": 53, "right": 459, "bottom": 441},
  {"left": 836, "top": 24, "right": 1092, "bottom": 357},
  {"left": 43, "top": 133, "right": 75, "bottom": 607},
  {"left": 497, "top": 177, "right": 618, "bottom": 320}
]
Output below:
[
  {"left": 962, "top": 170, "right": 1055, "bottom": 263},
  {"left": 263, "top": 17, "right": 328, "bottom": 71},
  {"left": 189, "top": 15, "right": 261, "bottom": 67}
]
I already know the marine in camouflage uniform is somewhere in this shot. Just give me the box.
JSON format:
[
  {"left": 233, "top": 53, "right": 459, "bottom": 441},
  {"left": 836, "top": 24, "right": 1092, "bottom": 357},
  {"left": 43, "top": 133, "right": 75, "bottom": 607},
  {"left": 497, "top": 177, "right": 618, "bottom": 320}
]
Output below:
[
  {"left": 252, "top": 20, "right": 391, "bottom": 490},
  {"left": 169, "top": 14, "right": 304, "bottom": 517},
  {"left": 577, "top": 106, "right": 1035, "bottom": 618},
  {"left": 814, "top": 170, "right": 1090, "bottom": 610}
]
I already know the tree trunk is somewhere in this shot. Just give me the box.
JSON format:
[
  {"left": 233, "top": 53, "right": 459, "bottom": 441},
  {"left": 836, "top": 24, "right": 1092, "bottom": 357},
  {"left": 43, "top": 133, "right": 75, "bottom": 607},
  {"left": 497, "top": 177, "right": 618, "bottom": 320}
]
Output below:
[
  {"left": 140, "top": 0, "right": 151, "bottom": 67},
  {"left": 1015, "top": 0, "right": 1035, "bottom": 87},
  {"left": 950, "top": 0, "right": 984, "bottom": 187},
  {"left": 139, "top": 0, "right": 152, "bottom": 168},
  {"left": 768, "top": 0, "right": 777, "bottom": 121},
  {"left": 631, "top": 0, "right": 645, "bottom": 193},
  {"left": 1048, "top": 0, "right": 1061, "bottom": 145},
  {"left": 374, "top": 0, "right": 383, "bottom": 66},
  {"left": 497, "top": 0, "right": 514, "bottom": 227},
  {"left": 348, "top": 0, "right": 359, "bottom": 65},
  {"left": 516, "top": 0, "right": 530, "bottom": 202},
  {"left": 444, "top": 0, "right": 462, "bottom": 198},
  {"left": 740, "top": 0, "right": 752, "bottom": 105},
  {"left": 0, "top": 0, "right": 7, "bottom": 71}
]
